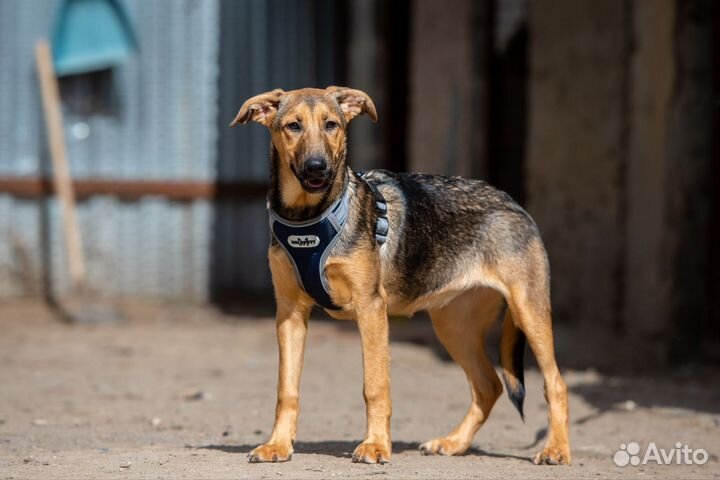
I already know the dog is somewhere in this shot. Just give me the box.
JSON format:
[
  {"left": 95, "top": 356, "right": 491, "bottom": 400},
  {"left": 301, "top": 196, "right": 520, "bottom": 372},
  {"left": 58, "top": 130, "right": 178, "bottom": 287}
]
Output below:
[{"left": 230, "top": 86, "right": 571, "bottom": 465}]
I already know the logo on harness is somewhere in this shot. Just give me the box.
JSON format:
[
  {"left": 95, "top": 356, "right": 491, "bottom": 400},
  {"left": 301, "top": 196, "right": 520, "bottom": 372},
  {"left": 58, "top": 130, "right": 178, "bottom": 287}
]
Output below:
[{"left": 288, "top": 235, "right": 320, "bottom": 248}]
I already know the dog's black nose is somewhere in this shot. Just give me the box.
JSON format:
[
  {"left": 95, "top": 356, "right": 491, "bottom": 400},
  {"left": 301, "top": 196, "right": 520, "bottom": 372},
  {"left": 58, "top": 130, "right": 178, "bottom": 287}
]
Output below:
[{"left": 304, "top": 157, "right": 327, "bottom": 175}]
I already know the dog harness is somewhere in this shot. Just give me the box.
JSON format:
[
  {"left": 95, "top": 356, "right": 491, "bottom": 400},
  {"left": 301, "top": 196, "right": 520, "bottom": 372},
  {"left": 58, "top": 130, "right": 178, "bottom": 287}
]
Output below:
[{"left": 269, "top": 173, "right": 388, "bottom": 310}]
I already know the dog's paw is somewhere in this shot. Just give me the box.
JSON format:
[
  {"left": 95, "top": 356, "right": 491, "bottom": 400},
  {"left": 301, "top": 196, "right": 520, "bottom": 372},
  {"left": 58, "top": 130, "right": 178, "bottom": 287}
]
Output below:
[
  {"left": 419, "top": 436, "right": 470, "bottom": 456},
  {"left": 247, "top": 443, "right": 293, "bottom": 463},
  {"left": 532, "top": 444, "right": 571, "bottom": 465},
  {"left": 352, "top": 441, "right": 391, "bottom": 464}
]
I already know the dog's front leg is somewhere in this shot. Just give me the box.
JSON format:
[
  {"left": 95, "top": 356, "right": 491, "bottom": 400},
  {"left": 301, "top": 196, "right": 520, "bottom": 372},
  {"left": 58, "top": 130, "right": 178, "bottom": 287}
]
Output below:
[
  {"left": 352, "top": 297, "right": 392, "bottom": 464},
  {"left": 248, "top": 301, "right": 310, "bottom": 463}
]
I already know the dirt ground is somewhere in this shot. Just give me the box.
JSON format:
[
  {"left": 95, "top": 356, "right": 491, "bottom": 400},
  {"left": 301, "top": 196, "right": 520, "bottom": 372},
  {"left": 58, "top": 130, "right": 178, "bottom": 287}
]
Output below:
[{"left": 0, "top": 301, "right": 718, "bottom": 480}]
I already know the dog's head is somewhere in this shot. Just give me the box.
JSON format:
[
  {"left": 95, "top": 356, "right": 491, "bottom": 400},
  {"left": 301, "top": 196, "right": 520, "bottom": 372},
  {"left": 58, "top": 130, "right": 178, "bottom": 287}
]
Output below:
[{"left": 230, "top": 87, "right": 377, "bottom": 195}]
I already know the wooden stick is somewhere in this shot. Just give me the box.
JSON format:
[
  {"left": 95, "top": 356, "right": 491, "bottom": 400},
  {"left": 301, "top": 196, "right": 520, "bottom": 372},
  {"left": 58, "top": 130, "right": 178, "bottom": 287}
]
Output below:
[{"left": 35, "top": 39, "right": 87, "bottom": 288}]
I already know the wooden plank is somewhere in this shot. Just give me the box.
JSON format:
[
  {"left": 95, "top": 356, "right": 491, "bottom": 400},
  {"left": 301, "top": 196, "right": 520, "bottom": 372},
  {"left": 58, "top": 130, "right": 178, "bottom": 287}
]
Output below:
[{"left": 36, "top": 39, "right": 87, "bottom": 286}]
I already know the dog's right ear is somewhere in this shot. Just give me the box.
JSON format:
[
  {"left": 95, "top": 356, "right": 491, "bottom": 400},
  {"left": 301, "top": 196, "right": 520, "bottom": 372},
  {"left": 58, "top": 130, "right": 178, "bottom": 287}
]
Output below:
[{"left": 229, "top": 89, "right": 285, "bottom": 127}]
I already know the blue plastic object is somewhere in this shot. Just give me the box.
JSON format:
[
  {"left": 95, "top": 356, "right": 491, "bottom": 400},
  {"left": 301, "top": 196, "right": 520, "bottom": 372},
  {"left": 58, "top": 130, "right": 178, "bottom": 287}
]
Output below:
[{"left": 52, "top": 0, "right": 137, "bottom": 76}]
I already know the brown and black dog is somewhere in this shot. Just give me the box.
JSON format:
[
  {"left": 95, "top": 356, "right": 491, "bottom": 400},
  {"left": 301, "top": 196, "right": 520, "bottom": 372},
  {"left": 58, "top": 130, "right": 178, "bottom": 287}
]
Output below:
[{"left": 230, "top": 86, "right": 570, "bottom": 465}]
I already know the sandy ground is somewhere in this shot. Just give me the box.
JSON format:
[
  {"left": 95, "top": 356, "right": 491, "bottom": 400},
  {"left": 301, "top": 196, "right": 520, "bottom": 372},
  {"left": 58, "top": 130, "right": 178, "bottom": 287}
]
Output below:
[{"left": 0, "top": 300, "right": 719, "bottom": 480}]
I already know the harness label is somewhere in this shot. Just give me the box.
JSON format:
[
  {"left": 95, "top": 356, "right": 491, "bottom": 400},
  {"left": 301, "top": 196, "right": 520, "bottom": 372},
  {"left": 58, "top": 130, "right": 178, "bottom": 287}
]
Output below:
[{"left": 287, "top": 235, "right": 320, "bottom": 248}]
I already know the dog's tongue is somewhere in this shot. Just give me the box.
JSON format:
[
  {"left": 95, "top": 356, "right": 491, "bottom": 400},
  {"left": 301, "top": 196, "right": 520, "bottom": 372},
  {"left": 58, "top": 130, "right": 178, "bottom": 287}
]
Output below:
[{"left": 307, "top": 179, "right": 325, "bottom": 188}]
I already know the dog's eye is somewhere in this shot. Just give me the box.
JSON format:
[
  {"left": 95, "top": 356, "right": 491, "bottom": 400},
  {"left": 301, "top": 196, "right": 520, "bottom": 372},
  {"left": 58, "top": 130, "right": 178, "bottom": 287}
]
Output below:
[
  {"left": 325, "top": 121, "right": 338, "bottom": 131},
  {"left": 286, "top": 122, "right": 301, "bottom": 132}
]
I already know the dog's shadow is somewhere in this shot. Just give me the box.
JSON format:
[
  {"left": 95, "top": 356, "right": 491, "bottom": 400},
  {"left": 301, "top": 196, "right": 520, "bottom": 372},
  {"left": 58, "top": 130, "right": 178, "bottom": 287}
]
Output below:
[
  {"left": 195, "top": 441, "right": 531, "bottom": 462},
  {"left": 196, "top": 441, "right": 417, "bottom": 459}
]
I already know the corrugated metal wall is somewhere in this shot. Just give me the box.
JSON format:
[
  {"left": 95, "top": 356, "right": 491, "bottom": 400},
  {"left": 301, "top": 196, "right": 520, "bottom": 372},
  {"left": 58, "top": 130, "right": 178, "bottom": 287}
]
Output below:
[
  {"left": 0, "top": 0, "right": 340, "bottom": 301},
  {"left": 0, "top": 0, "right": 218, "bottom": 300}
]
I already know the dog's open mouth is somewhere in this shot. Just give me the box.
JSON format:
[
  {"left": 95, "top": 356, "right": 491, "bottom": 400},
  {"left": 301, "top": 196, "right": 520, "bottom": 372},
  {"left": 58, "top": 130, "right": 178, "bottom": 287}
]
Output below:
[{"left": 302, "top": 178, "right": 330, "bottom": 192}]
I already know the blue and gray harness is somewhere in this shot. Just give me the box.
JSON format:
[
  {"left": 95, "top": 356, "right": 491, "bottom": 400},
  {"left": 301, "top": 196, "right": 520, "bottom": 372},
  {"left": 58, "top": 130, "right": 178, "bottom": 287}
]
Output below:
[{"left": 269, "top": 174, "right": 388, "bottom": 310}]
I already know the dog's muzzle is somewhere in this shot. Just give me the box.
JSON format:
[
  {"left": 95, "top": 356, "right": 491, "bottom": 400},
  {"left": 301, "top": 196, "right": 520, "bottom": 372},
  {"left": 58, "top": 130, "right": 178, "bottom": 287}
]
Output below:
[{"left": 299, "top": 156, "right": 332, "bottom": 192}]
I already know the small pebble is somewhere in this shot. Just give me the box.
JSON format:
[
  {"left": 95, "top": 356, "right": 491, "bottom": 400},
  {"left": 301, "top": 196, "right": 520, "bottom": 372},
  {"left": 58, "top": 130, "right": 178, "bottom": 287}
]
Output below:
[
  {"left": 32, "top": 419, "right": 48, "bottom": 426},
  {"left": 120, "top": 461, "right": 131, "bottom": 469},
  {"left": 184, "top": 390, "right": 212, "bottom": 402},
  {"left": 618, "top": 400, "right": 637, "bottom": 411}
]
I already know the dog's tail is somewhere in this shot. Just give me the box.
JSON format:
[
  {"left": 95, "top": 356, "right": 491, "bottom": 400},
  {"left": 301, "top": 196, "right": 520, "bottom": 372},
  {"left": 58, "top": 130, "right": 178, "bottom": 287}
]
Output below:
[{"left": 500, "top": 309, "right": 526, "bottom": 421}]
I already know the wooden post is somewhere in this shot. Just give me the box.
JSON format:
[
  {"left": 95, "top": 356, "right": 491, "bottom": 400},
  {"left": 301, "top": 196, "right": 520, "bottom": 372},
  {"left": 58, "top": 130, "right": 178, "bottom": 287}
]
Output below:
[{"left": 35, "top": 39, "right": 87, "bottom": 288}]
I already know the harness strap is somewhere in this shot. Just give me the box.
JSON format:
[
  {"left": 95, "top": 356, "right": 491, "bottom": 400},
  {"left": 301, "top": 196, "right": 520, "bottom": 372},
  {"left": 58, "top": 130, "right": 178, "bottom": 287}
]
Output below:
[
  {"left": 355, "top": 171, "right": 388, "bottom": 245},
  {"left": 268, "top": 171, "right": 388, "bottom": 311}
]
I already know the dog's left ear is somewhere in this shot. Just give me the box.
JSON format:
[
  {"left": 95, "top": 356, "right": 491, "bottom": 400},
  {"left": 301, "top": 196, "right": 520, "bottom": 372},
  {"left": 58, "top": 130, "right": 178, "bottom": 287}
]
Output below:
[
  {"left": 230, "top": 89, "right": 285, "bottom": 127},
  {"left": 327, "top": 86, "right": 378, "bottom": 123}
]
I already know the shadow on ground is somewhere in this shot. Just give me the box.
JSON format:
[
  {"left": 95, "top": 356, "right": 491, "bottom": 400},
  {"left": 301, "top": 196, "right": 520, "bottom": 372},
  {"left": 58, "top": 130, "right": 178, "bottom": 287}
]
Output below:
[
  {"left": 195, "top": 441, "right": 532, "bottom": 463},
  {"left": 197, "top": 441, "right": 419, "bottom": 459},
  {"left": 569, "top": 368, "right": 720, "bottom": 422}
]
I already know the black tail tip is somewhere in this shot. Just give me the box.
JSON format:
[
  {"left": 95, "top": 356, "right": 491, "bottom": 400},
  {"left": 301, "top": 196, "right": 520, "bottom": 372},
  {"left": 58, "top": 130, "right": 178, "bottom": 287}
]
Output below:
[{"left": 506, "top": 382, "right": 526, "bottom": 421}]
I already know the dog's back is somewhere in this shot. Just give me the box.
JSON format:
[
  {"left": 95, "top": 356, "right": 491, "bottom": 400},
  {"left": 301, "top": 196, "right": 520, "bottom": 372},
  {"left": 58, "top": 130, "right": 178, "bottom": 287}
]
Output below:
[{"left": 364, "top": 170, "right": 546, "bottom": 311}]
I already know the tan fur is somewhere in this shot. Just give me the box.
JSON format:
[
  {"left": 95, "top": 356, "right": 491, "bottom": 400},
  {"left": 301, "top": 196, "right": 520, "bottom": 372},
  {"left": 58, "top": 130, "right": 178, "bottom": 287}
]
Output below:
[
  {"left": 235, "top": 87, "right": 570, "bottom": 466},
  {"left": 416, "top": 288, "right": 504, "bottom": 456},
  {"left": 274, "top": 100, "right": 346, "bottom": 210}
]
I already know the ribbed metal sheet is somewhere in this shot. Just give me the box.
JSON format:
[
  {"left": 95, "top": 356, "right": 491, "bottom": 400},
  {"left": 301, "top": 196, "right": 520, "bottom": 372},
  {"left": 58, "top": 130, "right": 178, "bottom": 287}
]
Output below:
[
  {"left": 0, "top": 0, "right": 338, "bottom": 301},
  {"left": 0, "top": 193, "right": 212, "bottom": 301},
  {"left": 0, "top": 0, "right": 218, "bottom": 300},
  {"left": 0, "top": 195, "right": 44, "bottom": 297},
  {"left": 0, "top": 0, "right": 218, "bottom": 180}
]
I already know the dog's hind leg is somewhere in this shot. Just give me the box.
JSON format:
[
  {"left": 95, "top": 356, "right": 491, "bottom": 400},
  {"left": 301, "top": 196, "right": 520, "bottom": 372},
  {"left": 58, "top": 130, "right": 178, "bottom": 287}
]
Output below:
[
  {"left": 500, "top": 241, "right": 571, "bottom": 465},
  {"left": 420, "top": 288, "right": 504, "bottom": 456}
]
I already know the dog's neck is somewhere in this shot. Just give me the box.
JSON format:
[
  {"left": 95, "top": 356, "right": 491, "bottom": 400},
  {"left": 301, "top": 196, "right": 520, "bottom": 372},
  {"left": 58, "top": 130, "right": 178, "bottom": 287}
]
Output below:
[{"left": 268, "top": 146, "right": 348, "bottom": 222}]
